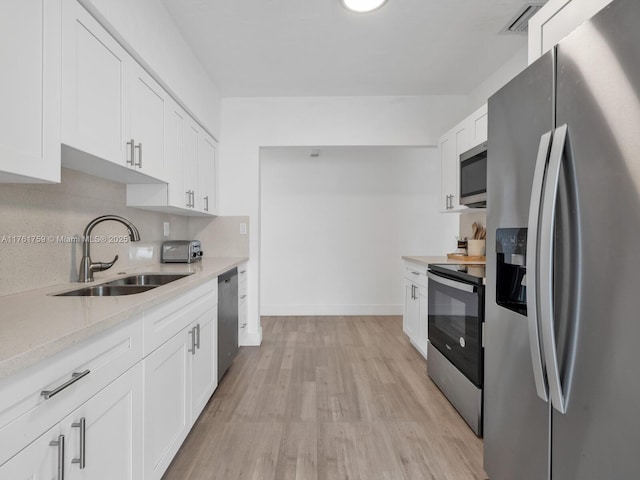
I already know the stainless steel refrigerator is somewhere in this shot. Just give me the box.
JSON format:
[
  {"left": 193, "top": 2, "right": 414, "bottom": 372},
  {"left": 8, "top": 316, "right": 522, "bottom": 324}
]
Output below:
[{"left": 485, "top": 0, "right": 640, "bottom": 478}]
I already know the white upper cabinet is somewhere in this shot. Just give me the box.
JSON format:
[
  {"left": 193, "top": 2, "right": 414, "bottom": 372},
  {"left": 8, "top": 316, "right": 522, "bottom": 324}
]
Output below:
[
  {"left": 126, "top": 101, "right": 217, "bottom": 216},
  {"left": 130, "top": 66, "right": 167, "bottom": 181},
  {"left": 0, "top": 0, "right": 61, "bottom": 183},
  {"left": 61, "top": 0, "right": 167, "bottom": 184},
  {"left": 439, "top": 104, "right": 487, "bottom": 213},
  {"left": 198, "top": 133, "right": 218, "bottom": 215},
  {"left": 528, "top": 0, "right": 614, "bottom": 63}
]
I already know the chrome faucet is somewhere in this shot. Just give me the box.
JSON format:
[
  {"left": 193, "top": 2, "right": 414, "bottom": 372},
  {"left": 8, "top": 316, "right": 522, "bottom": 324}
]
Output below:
[{"left": 78, "top": 215, "right": 141, "bottom": 282}]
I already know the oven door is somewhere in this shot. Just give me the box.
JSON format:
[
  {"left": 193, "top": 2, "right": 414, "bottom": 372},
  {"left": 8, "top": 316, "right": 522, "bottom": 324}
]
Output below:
[{"left": 428, "top": 271, "right": 484, "bottom": 387}]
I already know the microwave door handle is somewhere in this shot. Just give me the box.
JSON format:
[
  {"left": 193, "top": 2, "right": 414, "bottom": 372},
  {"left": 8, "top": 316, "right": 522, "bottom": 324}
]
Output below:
[
  {"left": 539, "top": 124, "right": 569, "bottom": 414},
  {"left": 526, "top": 130, "right": 553, "bottom": 403},
  {"left": 427, "top": 272, "right": 475, "bottom": 293}
]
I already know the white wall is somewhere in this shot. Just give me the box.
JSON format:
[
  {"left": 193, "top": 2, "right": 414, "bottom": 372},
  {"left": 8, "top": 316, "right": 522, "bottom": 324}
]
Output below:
[
  {"left": 466, "top": 46, "right": 528, "bottom": 116},
  {"left": 80, "top": 0, "right": 222, "bottom": 138},
  {"left": 260, "top": 147, "right": 456, "bottom": 316},
  {"left": 219, "top": 95, "right": 468, "bottom": 344}
]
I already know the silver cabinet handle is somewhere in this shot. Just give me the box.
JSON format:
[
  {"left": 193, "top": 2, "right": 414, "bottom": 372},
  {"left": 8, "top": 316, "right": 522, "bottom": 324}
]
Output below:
[
  {"left": 195, "top": 324, "right": 201, "bottom": 350},
  {"left": 127, "top": 139, "right": 135, "bottom": 166},
  {"left": 240, "top": 323, "right": 247, "bottom": 329},
  {"left": 427, "top": 272, "right": 475, "bottom": 293},
  {"left": 526, "top": 130, "right": 553, "bottom": 403},
  {"left": 240, "top": 294, "right": 247, "bottom": 299},
  {"left": 71, "top": 417, "right": 86, "bottom": 469},
  {"left": 50, "top": 435, "right": 65, "bottom": 480},
  {"left": 411, "top": 271, "right": 419, "bottom": 276},
  {"left": 41, "top": 370, "right": 90, "bottom": 400},
  {"left": 135, "top": 142, "right": 142, "bottom": 168},
  {"left": 188, "top": 327, "right": 196, "bottom": 354},
  {"left": 539, "top": 124, "right": 569, "bottom": 414},
  {"left": 204, "top": 196, "right": 209, "bottom": 212},
  {"left": 240, "top": 270, "right": 247, "bottom": 274}
]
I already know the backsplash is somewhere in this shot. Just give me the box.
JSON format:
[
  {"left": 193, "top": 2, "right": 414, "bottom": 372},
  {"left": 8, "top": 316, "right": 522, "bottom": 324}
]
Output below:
[
  {"left": 0, "top": 168, "right": 190, "bottom": 296},
  {"left": 459, "top": 211, "right": 487, "bottom": 243}
]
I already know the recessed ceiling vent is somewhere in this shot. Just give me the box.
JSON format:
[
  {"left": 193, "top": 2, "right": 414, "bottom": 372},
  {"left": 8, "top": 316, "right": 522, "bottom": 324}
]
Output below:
[{"left": 502, "top": 3, "right": 545, "bottom": 34}]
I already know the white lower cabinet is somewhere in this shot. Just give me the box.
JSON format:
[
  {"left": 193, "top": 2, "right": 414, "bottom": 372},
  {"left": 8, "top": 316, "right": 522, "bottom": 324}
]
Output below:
[
  {"left": 143, "top": 328, "right": 191, "bottom": 480},
  {"left": 403, "top": 262, "right": 429, "bottom": 359},
  {"left": 0, "top": 364, "right": 143, "bottom": 480},
  {"left": 0, "top": 424, "right": 61, "bottom": 479},
  {"left": 62, "top": 364, "right": 143, "bottom": 480},
  {"left": 1, "top": 276, "right": 225, "bottom": 480},
  {"left": 190, "top": 308, "right": 218, "bottom": 422},
  {"left": 143, "top": 283, "right": 218, "bottom": 480}
]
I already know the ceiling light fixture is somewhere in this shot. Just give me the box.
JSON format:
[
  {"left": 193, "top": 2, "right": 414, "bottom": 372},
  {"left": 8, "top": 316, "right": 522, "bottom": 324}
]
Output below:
[{"left": 341, "top": 0, "right": 388, "bottom": 13}]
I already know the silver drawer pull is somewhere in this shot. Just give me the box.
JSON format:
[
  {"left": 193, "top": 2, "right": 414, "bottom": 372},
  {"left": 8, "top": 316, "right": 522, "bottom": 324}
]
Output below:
[
  {"left": 240, "top": 295, "right": 247, "bottom": 299},
  {"left": 71, "top": 417, "right": 86, "bottom": 469},
  {"left": 241, "top": 323, "right": 247, "bottom": 328},
  {"left": 41, "top": 370, "right": 90, "bottom": 400},
  {"left": 240, "top": 270, "right": 246, "bottom": 274},
  {"left": 411, "top": 271, "right": 420, "bottom": 275},
  {"left": 50, "top": 434, "right": 65, "bottom": 480}
]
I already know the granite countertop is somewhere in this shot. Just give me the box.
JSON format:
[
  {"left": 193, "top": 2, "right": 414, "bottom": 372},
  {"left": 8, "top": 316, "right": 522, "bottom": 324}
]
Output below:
[
  {"left": 0, "top": 257, "right": 248, "bottom": 380},
  {"left": 402, "top": 255, "right": 486, "bottom": 266}
]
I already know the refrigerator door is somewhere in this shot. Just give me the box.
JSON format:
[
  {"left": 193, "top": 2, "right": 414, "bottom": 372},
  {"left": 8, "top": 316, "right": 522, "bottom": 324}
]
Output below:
[
  {"left": 484, "top": 52, "right": 554, "bottom": 480},
  {"left": 552, "top": 0, "right": 640, "bottom": 477}
]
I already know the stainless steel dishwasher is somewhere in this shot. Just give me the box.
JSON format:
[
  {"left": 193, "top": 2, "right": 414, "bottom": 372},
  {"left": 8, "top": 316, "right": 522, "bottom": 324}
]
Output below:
[{"left": 218, "top": 268, "right": 239, "bottom": 381}]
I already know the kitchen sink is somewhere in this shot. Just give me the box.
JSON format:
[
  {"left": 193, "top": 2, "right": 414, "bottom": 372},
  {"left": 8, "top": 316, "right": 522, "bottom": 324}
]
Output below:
[
  {"left": 103, "top": 273, "right": 193, "bottom": 287},
  {"left": 55, "top": 285, "right": 158, "bottom": 296},
  {"left": 53, "top": 272, "right": 193, "bottom": 296}
]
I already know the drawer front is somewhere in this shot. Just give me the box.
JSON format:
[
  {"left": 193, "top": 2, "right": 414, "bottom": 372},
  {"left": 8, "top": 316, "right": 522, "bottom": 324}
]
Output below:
[
  {"left": 404, "top": 263, "right": 428, "bottom": 286},
  {"left": 143, "top": 279, "right": 217, "bottom": 356},
  {"left": 0, "top": 317, "right": 142, "bottom": 465}
]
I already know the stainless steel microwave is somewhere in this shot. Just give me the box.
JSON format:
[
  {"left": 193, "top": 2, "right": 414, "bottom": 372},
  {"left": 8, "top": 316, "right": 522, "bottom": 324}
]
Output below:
[{"left": 460, "top": 142, "right": 487, "bottom": 207}]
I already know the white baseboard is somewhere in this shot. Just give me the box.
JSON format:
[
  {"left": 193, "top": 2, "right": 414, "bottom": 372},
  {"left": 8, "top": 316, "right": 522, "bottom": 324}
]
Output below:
[
  {"left": 260, "top": 304, "right": 403, "bottom": 316},
  {"left": 239, "top": 326, "right": 262, "bottom": 347}
]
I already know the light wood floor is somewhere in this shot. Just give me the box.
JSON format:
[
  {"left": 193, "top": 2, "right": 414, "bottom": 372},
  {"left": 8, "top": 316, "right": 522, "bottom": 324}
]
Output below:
[{"left": 162, "top": 316, "right": 488, "bottom": 480}]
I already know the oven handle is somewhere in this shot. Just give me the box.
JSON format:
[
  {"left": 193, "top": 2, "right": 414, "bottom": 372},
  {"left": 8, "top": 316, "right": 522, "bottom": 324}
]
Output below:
[{"left": 427, "top": 272, "right": 476, "bottom": 293}]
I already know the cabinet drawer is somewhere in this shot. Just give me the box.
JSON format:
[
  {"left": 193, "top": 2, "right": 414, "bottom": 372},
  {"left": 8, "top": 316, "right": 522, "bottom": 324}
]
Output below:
[
  {"left": 404, "top": 263, "right": 428, "bottom": 286},
  {"left": 0, "top": 317, "right": 142, "bottom": 465},
  {"left": 143, "top": 279, "right": 217, "bottom": 356}
]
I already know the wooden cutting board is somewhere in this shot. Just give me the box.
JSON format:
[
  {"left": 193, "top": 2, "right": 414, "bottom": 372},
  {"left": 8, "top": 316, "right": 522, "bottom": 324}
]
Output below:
[{"left": 446, "top": 253, "right": 486, "bottom": 261}]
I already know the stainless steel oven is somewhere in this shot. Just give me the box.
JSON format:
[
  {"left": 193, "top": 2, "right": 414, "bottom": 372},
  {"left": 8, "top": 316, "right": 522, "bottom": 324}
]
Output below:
[{"left": 427, "top": 263, "right": 485, "bottom": 435}]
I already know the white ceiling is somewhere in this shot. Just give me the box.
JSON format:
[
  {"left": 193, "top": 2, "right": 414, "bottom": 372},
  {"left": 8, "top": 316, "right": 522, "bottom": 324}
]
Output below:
[{"left": 162, "top": 0, "right": 531, "bottom": 97}]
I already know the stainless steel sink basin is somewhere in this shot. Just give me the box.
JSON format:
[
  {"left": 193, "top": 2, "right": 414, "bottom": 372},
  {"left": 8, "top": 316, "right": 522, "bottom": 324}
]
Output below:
[
  {"left": 55, "top": 285, "right": 158, "bottom": 297},
  {"left": 103, "top": 273, "right": 193, "bottom": 287},
  {"left": 54, "top": 272, "right": 193, "bottom": 296}
]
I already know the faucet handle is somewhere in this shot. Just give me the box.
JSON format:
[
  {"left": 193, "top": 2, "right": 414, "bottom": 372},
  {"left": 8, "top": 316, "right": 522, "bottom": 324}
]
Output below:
[{"left": 93, "top": 254, "right": 119, "bottom": 273}]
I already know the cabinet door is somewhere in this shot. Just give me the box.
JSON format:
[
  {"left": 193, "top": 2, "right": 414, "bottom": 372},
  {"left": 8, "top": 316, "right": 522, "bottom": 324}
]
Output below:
[
  {"left": 0, "top": 424, "right": 62, "bottom": 479},
  {"left": 198, "top": 133, "right": 217, "bottom": 215},
  {"left": 62, "top": 0, "right": 130, "bottom": 167},
  {"left": 131, "top": 65, "right": 166, "bottom": 180},
  {"left": 184, "top": 121, "right": 200, "bottom": 210},
  {"left": 190, "top": 308, "right": 218, "bottom": 423},
  {"left": 467, "top": 104, "right": 488, "bottom": 146},
  {"left": 165, "top": 101, "right": 188, "bottom": 208},
  {"left": 62, "top": 364, "right": 143, "bottom": 480},
  {"left": 528, "top": 0, "right": 613, "bottom": 63},
  {"left": 143, "top": 331, "right": 190, "bottom": 480},
  {"left": 439, "top": 132, "right": 455, "bottom": 211},
  {"left": 403, "top": 279, "right": 418, "bottom": 340},
  {"left": 0, "top": 0, "right": 61, "bottom": 183}
]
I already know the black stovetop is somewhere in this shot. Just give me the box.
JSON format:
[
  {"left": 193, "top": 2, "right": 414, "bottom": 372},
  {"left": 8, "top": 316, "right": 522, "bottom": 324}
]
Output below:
[{"left": 428, "top": 263, "right": 486, "bottom": 285}]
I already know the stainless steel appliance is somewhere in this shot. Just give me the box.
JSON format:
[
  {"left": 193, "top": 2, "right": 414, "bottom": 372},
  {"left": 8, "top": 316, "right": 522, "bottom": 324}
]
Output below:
[
  {"left": 459, "top": 142, "right": 487, "bottom": 207},
  {"left": 427, "top": 263, "right": 485, "bottom": 435},
  {"left": 485, "top": 1, "right": 640, "bottom": 478},
  {"left": 161, "top": 240, "right": 203, "bottom": 263},
  {"left": 218, "top": 268, "right": 238, "bottom": 381}
]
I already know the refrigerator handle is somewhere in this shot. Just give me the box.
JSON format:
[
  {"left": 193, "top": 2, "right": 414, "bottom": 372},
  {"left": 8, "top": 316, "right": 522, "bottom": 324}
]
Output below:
[
  {"left": 526, "top": 130, "right": 553, "bottom": 403},
  {"left": 539, "top": 124, "right": 569, "bottom": 414}
]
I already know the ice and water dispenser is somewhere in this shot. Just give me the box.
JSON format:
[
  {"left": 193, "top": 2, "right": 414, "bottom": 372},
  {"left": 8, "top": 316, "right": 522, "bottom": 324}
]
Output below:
[{"left": 495, "top": 228, "right": 528, "bottom": 316}]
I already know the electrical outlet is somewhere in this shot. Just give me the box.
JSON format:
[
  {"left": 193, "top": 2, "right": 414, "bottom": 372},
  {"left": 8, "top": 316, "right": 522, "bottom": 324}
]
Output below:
[
  {"left": 163, "top": 222, "right": 170, "bottom": 237},
  {"left": 239, "top": 223, "right": 247, "bottom": 235}
]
